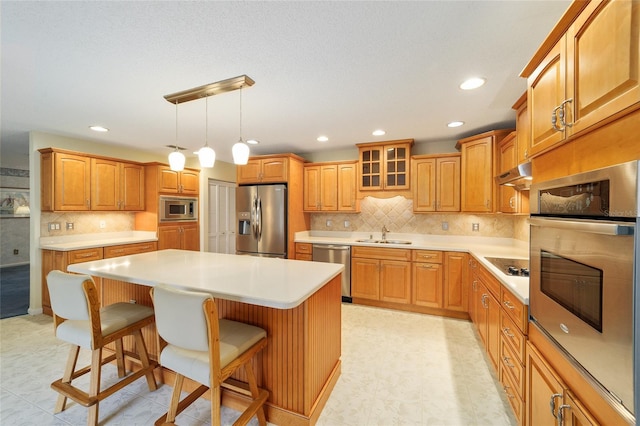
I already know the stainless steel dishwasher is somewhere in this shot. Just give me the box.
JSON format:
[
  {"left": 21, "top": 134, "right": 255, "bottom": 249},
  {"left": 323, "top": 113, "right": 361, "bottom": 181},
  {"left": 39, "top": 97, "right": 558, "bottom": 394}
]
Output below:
[{"left": 312, "top": 244, "right": 351, "bottom": 303}]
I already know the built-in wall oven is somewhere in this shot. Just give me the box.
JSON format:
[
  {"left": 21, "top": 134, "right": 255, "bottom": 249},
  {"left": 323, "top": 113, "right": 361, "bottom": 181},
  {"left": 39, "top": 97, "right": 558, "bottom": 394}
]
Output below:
[{"left": 530, "top": 160, "right": 639, "bottom": 421}]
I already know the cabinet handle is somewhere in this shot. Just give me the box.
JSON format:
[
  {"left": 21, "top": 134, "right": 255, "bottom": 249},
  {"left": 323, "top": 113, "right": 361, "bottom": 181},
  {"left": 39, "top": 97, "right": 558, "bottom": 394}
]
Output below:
[
  {"left": 524, "top": 149, "right": 528, "bottom": 159},
  {"left": 481, "top": 294, "right": 488, "bottom": 309},
  {"left": 78, "top": 253, "right": 95, "bottom": 258},
  {"left": 502, "top": 327, "right": 515, "bottom": 338},
  {"left": 559, "top": 98, "right": 573, "bottom": 128},
  {"left": 503, "top": 301, "right": 515, "bottom": 310},
  {"left": 419, "top": 264, "right": 433, "bottom": 269},
  {"left": 86, "top": 199, "right": 90, "bottom": 207},
  {"left": 551, "top": 105, "right": 563, "bottom": 131},
  {"left": 509, "top": 197, "right": 515, "bottom": 209},
  {"left": 112, "top": 249, "right": 125, "bottom": 253},
  {"left": 422, "top": 254, "right": 435, "bottom": 259},
  {"left": 472, "top": 280, "right": 477, "bottom": 291},
  {"left": 558, "top": 404, "right": 570, "bottom": 426},
  {"left": 502, "top": 356, "right": 515, "bottom": 369},
  {"left": 485, "top": 199, "right": 490, "bottom": 208},
  {"left": 549, "top": 393, "right": 562, "bottom": 419}
]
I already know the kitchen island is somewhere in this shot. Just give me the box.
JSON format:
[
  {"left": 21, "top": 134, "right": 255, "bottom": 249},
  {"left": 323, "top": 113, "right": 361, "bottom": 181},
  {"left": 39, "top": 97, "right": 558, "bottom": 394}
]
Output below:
[{"left": 68, "top": 249, "right": 344, "bottom": 426}]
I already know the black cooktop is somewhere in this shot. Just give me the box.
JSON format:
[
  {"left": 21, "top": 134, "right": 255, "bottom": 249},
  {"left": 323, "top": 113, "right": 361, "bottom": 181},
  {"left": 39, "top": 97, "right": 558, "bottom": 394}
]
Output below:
[{"left": 485, "top": 257, "right": 530, "bottom": 277}]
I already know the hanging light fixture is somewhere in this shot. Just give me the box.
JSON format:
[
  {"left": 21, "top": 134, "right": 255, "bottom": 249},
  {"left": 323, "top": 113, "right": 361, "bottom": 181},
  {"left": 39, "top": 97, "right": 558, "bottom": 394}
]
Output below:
[
  {"left": 197, "top": 96, "right": 216, "bottom": 168},
  {"left": 168, "top": 101, "right": 186, "bottom": 171},
  {"left": 232, "top": 85, "right": 250, "bottom": 165}
]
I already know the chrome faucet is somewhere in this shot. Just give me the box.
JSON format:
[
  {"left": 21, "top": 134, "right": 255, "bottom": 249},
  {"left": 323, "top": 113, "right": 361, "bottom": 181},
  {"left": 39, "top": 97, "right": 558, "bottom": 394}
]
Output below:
[{"left": 381, "top": 225, "right": 389, "bottom": 241}]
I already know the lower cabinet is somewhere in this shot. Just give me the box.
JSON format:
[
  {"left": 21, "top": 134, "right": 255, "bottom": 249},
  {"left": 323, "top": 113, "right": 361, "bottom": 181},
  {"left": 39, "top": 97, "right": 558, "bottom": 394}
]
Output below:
[
  {"left": 351, "top": 246, "right": 411, "bottom": 303},
  {"left": 526, "top": 342, "right": 598, "bottom": 426},
  {"left": 469, "top": 259, "right": 501, "bottom": 371},
  {"left": 158, "top": 223, "right": 199, "bottom": 251},
  {"left": 295, "top": 242, "right": 313, "bottom": 261}
]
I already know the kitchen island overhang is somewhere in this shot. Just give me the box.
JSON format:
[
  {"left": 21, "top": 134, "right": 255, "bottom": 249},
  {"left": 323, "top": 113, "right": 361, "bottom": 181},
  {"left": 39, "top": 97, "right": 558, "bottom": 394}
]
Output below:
[{"left": 68, "top": 249, "right": 344, "bottom": 426}]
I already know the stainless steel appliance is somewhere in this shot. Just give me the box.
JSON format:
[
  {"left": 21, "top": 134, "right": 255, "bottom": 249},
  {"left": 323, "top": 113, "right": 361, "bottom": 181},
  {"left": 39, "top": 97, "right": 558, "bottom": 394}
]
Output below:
[
  {"left": 530, "top": 160, "right": 639, "bottom": 420},
  {"left": 159, "top": 196, "right": 198, "bottom": 222},
  {"left": 485, "top": 257, "right": 529, "bottom": 277},
  {"left": 236, "top": 184, "right": 287, "bottom": 258},
  {"left": 312, "top": 244, "right": 351, "bottom": 302}
]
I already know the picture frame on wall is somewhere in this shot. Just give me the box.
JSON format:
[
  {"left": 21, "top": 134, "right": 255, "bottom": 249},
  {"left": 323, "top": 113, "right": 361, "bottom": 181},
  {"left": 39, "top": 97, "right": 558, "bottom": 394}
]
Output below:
[{"left": 0, "top": 188, "right": 30, "bottom": 217}]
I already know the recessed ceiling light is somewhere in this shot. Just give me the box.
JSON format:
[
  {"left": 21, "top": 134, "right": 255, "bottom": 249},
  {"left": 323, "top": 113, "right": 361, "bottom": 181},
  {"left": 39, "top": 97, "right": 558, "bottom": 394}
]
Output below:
[
  {"left": 246, "top": 139, "right": 260, "bottom": 145},
  {"left": 459, "top": 77, "right": 486, "bottom": 90},
  {"left": 317, "top": 136, "right": 329, "bottom": 142},
  {"left": 89, "top": 125, "right": 109, "bottom": 132},
  {"left": 372, "top": 129, "right": 386, "bottom": 136},
  {"left": 447, "top": 121, "right": 465, "bottom": 128}
]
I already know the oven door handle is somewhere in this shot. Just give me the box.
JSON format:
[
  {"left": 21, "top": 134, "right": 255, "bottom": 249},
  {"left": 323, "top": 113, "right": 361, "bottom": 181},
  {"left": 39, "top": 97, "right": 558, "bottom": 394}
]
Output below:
[{"left": 530, "top": 217, "right": 634, "bottom": 236}]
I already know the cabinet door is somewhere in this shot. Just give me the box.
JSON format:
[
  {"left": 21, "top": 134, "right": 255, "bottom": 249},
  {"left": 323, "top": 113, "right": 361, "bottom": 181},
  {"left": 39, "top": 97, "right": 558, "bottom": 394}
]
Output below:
[
  {"left": 351, "top": 257, "right": 380, "bottom": 300},
  {"left": 561, "top": 390, "right": 600, "bottom": 426},
  {"left": 443, "top": 252, "right": 468, "bottom": 312},
  {"left": 158, "top": 225, "right": 182, "bottom": 250},
  {"left": 158, "top": 167, "right": 180, "bottom": 193},
  {"left": 526, "top": 343, "right": 565, "bottom": 426},
  {"left": 41, "top": 249, "right": 66, "bottom": 315},
  {"left": 121, "top": 162, "right": 145, "bottom": 210},
  {"left": 91, "top": 158, "right": 120, "bottom": 210},
  {"left": 498, "top": 135, "right": 518, "bottom": 214},
  {"left": 468, "top": 263, "right": 478, "bottom": 324},
  {"left": 412, "top": 262, "right": 442, "bottom": 307},
  {"left": 436, "top": 157, "right": 460, "bottom": 212},
  {"left": 380, "top": 260, "right": 411, "bottom": 304},
  {"left": 460, "top": 136, "right": 494, "bottom": 212},
  {"left": 182, "top": 224, "right": 200, "bottom": 251},
  {"left": 320, "top": 165, "right": 338, "bottom": 211},
  {"left": 237, "top": 159, "right": 262, "bottom": 184},
  {"left": 359, "top": 147, "right": 383, "bottom": 190},
  {"left": 384, "top": 144, "right": 410, "bottom": 190},
  {"left": 412, "top": 158, "right": 436, "bottom": 212},
  {"left": 179, "top": 170, "right": 199, "bottom": 195},
  {"left": 528, "top": 39, "right": 567, "bottom": 157},
  {"left": 261, "top": 158, "right": 288, "bottom": 182},
  {"left": 55, "top": 153, "right": 91, "bottom": 211},
  {"left": 485, "top": 290, "right": 501, "bottom": 372},
  {"left": 514, "top": 94, "right": 531, "bottom": 163},
  {"left": 303, "top": 166, "right": 321, "bottom": 211},
  {"left": 337, "top": 162, "right": 357, "bottom": 211}
]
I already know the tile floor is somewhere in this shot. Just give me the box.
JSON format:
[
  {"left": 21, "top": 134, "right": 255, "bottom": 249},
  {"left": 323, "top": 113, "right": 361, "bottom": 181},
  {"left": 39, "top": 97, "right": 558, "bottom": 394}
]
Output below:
[{"left": 0, "top": 304, "right": 516, "bottom": 426}]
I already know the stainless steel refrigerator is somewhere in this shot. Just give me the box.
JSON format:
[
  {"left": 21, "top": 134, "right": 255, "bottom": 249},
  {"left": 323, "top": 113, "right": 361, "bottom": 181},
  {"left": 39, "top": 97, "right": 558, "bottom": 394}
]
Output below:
[{"left": 236, "top": 184, "right": 287, "bottom": 258}]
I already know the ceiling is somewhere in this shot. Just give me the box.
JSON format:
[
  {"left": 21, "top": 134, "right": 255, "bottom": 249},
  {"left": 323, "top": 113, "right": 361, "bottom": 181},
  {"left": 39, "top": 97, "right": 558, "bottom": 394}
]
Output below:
[{"left": 1, "top": 1, "right": 571, "bottom": 166}]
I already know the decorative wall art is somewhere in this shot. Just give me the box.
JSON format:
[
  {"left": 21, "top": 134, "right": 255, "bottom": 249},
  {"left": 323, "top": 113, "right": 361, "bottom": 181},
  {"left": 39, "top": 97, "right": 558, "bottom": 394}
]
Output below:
[{"left": 0, "top": 188, "right": 30, "bottom": 217}]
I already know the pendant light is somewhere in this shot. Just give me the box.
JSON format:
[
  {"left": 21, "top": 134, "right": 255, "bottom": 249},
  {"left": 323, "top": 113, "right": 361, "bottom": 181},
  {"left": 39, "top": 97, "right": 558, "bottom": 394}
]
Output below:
[
  {"left": 168, "top": 101, "right": 186, "bottom": 171},
  {"left": 197, "top": 96, "right": 216, "bottom": 168},
  {"left": 232, "top": 85, "right": 250, "bottom": 165}
]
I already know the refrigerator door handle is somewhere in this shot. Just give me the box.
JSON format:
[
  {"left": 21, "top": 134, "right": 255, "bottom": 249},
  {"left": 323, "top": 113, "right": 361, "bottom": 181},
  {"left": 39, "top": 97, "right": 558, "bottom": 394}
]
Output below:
[
  {"left": 251, "top": 195, "right": 258, "bottom": 239},
  {"left": 256, "top": 196, "right": 263, "bottom": 241}
]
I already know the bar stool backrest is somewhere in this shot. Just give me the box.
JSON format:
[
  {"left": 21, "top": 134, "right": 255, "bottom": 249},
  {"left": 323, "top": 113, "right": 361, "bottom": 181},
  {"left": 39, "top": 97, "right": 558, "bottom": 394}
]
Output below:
[{"left": 47, "top": 270, "right": 91, "bottom": 321}]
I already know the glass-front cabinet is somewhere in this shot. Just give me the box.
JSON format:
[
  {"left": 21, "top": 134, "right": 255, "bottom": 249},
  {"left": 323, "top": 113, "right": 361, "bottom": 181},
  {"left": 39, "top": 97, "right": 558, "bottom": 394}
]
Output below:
[{"left": 357, "top": 139, "right": 413, "bottom": 191}]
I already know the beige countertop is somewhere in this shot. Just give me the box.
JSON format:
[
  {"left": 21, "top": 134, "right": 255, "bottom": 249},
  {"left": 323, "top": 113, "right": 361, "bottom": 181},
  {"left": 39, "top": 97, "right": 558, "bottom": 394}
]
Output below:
[
  {"left": 39, "top": 231, "right": 157, "bottom": 251},
  {"left": 295, "top": 231, "right": 530, "bottom": 304}
]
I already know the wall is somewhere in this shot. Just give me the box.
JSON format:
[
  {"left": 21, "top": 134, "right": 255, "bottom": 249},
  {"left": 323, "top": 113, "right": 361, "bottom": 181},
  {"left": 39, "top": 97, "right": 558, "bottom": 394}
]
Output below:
[
  {"left": 0, "top": 168, "right": 30, "bottom": 266},
  {"left": 311, "top": 195, "right": 530, "bottom": 241}
]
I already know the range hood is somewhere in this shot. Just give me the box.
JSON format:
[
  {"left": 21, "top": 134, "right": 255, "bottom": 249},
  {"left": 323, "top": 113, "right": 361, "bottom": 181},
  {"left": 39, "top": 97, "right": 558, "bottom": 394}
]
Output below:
[{"left": 496, "top": 162, "right": 532, "bottom": 190}]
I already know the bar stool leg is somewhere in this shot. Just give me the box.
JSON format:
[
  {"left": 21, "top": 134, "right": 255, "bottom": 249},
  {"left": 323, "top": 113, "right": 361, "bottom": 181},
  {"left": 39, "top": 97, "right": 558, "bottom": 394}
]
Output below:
[
  {"left": 55, "top": 345, "right": 80, "bottom": 413},
  {"left": 115, "top": 339, "right": 126, "bottom": 378},
  {"left": 87, "top": 348, "right": 102, "bottom": 426},
  {"left": 133, "top": 330, "right": 157, "bottom": 391}
]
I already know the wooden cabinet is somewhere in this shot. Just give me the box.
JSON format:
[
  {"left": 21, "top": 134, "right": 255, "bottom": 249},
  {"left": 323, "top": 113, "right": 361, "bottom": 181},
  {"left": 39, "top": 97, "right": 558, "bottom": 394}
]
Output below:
[
  {"left": 156, "top": 166, "right": 199, "bottom": 195},
  {"left": 40, "top": 149, "right": 91, "bottom": 211},
  {"left": 456, "top": 130, "right": 512, "bottom": 213},
  {"left": 496, "top": 132, "right": 527, "bottom": 214},
  {"left": 412, "top": 250, "right": 443, "bottom": 308},
  {"left": 91, "top": 158, "right": 145, "bottom": 211},
  {"left": 357, "top": 139, "right": 413, "bottom": 191},
  {"left": 41, "top": 247, "right": 104, "bottom": 315},
  {"left": 513, "top": 92, "right": 530, "bottom": 164},
  {"left": 443, "top": 252, "right": 468, "bottom": 312},
  {"left": 304, "top": 161, "right": 358, "bottom": 212},
  {"left": 525, "top": 0, "right": 640, "bottom": 158},
  {"left": 158, "top": 223, "right": 199, "bottom": 251},
  {"left": 526, "top": 342, "right": 598, "bottom": 426},
  {"left": 411, "top": 154, "right": 461, "bottom": 212},
  {"left": 237, "top": 156, "right": 288, "bottom": 184},
  {"left": 295, "top": 242, "right": 312, "bottom": 261},
  {"left": 103, "top": 241, "right": 157, "bottom": 258},
  {"left": 351, "top": 246, "right": 411, "bottom": 303},
  {"left": 468, "top": 259, "right": 501, "bottom": 372}
]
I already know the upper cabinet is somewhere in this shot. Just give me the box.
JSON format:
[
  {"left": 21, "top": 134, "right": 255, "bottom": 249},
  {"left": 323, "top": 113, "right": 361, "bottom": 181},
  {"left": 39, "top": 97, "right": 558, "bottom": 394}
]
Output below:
[
  {"left": 40, "top": 148, "right": 145, "bottom": 212},
  {"left": 156, "top": 166, "right": 199, "bottom": 195},
  {"left": 525, "top": 0, "right": 640, "bottom": 158},
  {"left": 303, "top": 161, "right": 358, "bottom": 212},
  {"left": 237, "top": 156, "right": 288, "bottom": 184},
  {"left": 456, "top": 130, "right": 512, "bottom": 213},
  {"left": 91, "top": 158, "right": 145, "bottom": 211},
  {"left": 411, "top": 154, "right": 460, "bottom": 213},
  {"left": 512, "top": 92, "right": 530, "bottom": 164},
  {"left": 357, "top": 139, "right": 413, "bottom": 191}
]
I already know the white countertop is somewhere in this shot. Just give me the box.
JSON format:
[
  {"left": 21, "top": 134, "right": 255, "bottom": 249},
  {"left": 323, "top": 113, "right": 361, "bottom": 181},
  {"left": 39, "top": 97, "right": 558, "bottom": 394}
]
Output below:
[
  {"left": 40, "top": 231, "right": 157, "bottom": 251},
  {"left": 296, "top": 231, "right": 530, "bottom": 304},
  {"left": 67, "top": 249, "right": 344, "bottom": 309}
]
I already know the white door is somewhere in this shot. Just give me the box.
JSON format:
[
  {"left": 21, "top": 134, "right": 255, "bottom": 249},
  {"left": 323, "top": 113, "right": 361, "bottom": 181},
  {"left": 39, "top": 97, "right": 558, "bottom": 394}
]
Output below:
[{"left": 208, "top": 180, "right": 236, "bottom": 254}]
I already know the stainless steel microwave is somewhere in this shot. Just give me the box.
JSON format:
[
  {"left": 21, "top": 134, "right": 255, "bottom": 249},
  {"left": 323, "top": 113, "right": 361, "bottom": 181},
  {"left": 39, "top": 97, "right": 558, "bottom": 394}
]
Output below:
[{"left": 159, "top": 196, "right": 198, "bottom": 222}]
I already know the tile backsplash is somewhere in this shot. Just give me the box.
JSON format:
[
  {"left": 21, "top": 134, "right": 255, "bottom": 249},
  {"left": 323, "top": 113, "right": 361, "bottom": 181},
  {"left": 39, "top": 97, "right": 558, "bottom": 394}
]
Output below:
[{"left": 311, "top": 196, "right": 530, "bottom": 241}]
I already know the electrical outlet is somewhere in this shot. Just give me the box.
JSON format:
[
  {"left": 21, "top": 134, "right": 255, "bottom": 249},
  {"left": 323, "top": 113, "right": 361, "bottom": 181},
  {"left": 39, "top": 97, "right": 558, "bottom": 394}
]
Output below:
[
  {"left": 344, "top": 220, "right": 350, "bottom": 228},
  {"left": 66, "top": 222, "right": 74, "bottom": 230},
  {"left": 326, "top": 220, "right": 332, "bottom": 227},
  {"left": 441, "top": 221, "right": 449, "bottom": 231},
  {"left": 13, "top": 249, "right": 19, "bottom": 255},
  {"left": 472, "top": 223, "right": 480, "bottom": 232},
  {"left": 99, "top": 220, "right": 106, "bottom": 229},
  {"left": 49, "top": 222, "right": 61, "bottom": 231}
]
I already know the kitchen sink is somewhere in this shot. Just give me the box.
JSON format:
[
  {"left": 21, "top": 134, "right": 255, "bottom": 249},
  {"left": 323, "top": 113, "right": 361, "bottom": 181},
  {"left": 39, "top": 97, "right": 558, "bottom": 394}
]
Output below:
[{"left": 355, "top": 239, "right": 412, "bottom": 245}]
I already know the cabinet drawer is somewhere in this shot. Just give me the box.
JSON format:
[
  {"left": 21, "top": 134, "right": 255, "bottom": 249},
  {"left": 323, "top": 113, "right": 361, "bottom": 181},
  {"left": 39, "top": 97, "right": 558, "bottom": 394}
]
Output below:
[
  {"left": 104, "top": 242, "right": 157, "bottom": 258},
  {"left": 501, "top": 312, "right": 526, "bottom": 363},
  {"left": 500, "top": 338, "right": 525, "bottom": 400},
  {"left": 352, "top": 246, "right": 411, "bottom": 261},
  {"left": 499, "top": 362, "right": 524, "bottom": 424},
  {"left": 296, "top": 243, "right": 312, "bottom": 255},
  {"left": 68, "top": 248, "right": 103, "bottom": 264},
  {"left": 297, "top": 253, "right": 312, "bottom": 261},
  {"left": 501, "top": 288, "right": 527, "bottom": 334},
  {"left": 412, "top": 250, "right": 442, "bottom": 263},
  {"left": 476, "top": 263, "right": 501, "bottom": 299}
]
